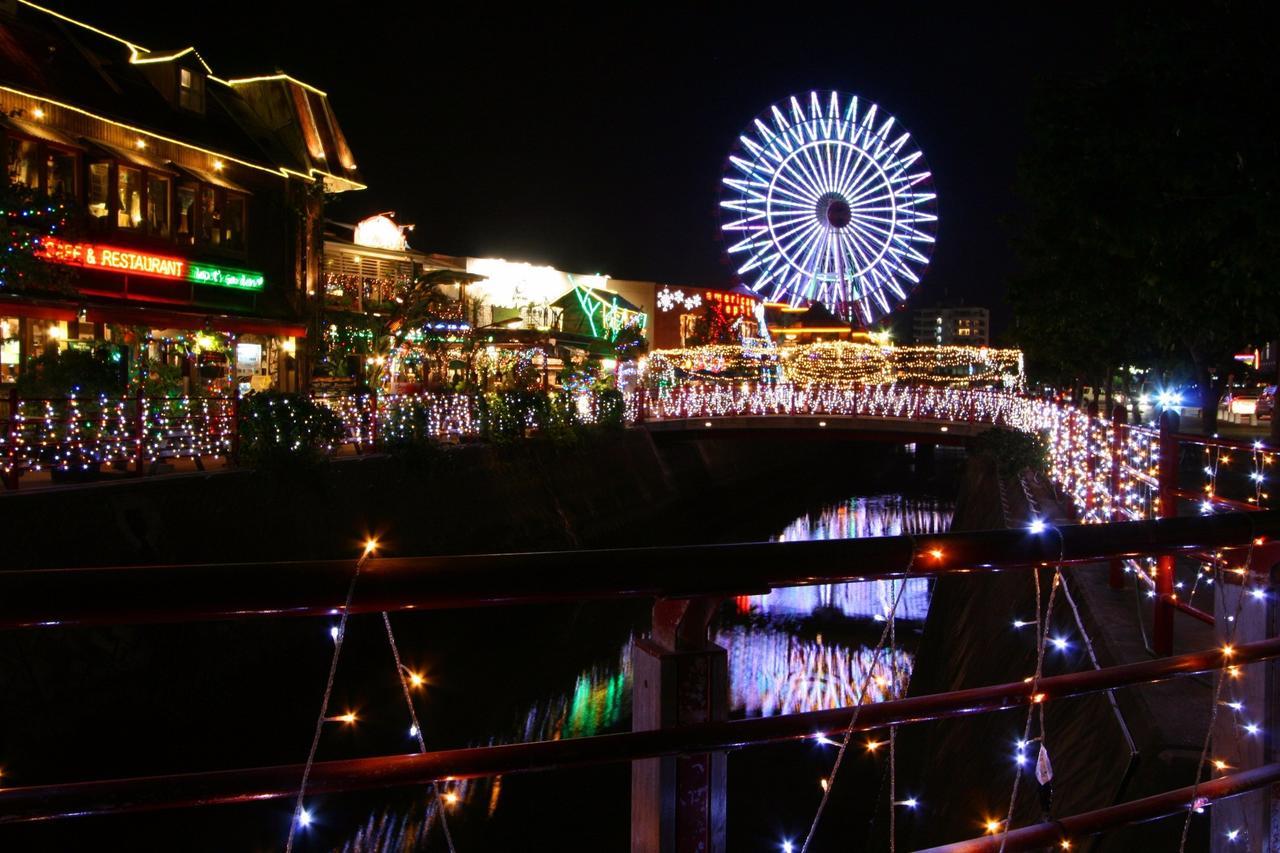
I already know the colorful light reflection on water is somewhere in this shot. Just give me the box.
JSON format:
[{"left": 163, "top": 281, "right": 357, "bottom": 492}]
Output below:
[{"left": 338, "top": 495, "right": 951, "bottom": 848}]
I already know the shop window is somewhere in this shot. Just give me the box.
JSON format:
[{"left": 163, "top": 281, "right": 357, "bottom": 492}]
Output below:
[
  {"left": 178, "top": 68, "right": 205, "bottom": 113},
  {"left": 117, "top": 165, "right": 142, "bottom": 228},
  {"left": 200, "top": 185, "right": 221, "bottom": 246},
  {"left": 45, "top": 148, "right": 76, "bottom": 196},
  {"left": 88, "top": 161, "right": 111, "bottom": 220},
  {"left": 147, "top": 174, "right": 171, "bottom": 238},
  {"left": 6, "top": 138, "right": 39, "bottom": 189},
  {"left": 176, "top": 182, "right": 197, "bottom": 244},
  {"left": 223, "top": 193, "right": 245, "bottom": 251},
  {"left": 0, "top": 317, "right": 19, "bottom": 384}
]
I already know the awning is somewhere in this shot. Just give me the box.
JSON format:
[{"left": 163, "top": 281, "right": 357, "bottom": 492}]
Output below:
[
  {"left": 81, "top": 140, "right": 177, "bottom": 175},
  {"left": 0, "top": 296, "right": 305, "bottom": 338},
  {"left": 170, "top": 163, "right": 253, "bottom": 195},
  {"left": 0, "top": 114, "right": 85, "bottom": 150}
]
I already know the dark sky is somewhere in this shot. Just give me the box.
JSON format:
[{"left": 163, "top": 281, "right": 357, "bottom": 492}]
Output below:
[{"left": 58, "top": 3, "right": 1101, "bottom": 329}]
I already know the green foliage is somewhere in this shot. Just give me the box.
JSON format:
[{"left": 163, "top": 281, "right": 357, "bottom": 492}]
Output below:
[
  {"left": 0, "top": 181, "right": 79, "bottom": 294},
  {"left": 596, "top": 388, "right": 625, "bottom": 430},
  {"left": 237, "top": 392, "right": 344, "bottom": 468},
  {"left": 972, "top": 427, "right": 1049, "bottom": 479},
  {"left": 613, "top": 325, "right": 649, "bottom": 361},
  {"left": 476, "top": 390, "right": 535, "bottom": 444},
  {"left": 1010, "top": 8, "right": 1280, "bottom": 431},
  {"left": 15, "top": 345, "right": 126, "bottom": 398},
  {"left": 476, "top": 389, "right": 623, "bottom": 446}
]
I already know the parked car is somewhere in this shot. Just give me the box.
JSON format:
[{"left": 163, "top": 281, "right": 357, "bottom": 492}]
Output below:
[{"left": 1257, "top": 385, "right": 1276, "bottom": 421}]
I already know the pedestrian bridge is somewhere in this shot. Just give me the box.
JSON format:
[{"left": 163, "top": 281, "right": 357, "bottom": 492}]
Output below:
[{"left": 631, "top": 384, "right": 1045, "bottom": 444}]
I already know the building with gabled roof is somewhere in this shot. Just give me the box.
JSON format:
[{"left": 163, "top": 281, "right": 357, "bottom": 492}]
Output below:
[{"left": 0, "top": 0, "right": 363, "bottom": 392}]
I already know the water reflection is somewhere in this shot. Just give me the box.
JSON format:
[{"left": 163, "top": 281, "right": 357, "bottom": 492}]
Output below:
[
  {"left": 718, "top": 625, "right": 912, "bottom": 717},
  {"left": 518, "top": 642, "right": 633, "bottom": 742},
  {"left": 338, "top": 495, "right": 951, "bottom": 848}
]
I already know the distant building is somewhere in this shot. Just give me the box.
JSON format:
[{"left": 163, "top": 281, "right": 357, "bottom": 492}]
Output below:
[{"left": 912, "top": 305, "right": 990, "bottom": 346}]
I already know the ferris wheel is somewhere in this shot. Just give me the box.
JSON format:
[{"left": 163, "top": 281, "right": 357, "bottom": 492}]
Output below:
[{"left": 721, "top": 91, "right": 938, "bottom": 325}]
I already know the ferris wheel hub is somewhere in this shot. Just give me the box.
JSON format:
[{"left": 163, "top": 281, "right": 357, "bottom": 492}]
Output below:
[{"left": 816, "top": 192, "right": 852, "bottom": 229}]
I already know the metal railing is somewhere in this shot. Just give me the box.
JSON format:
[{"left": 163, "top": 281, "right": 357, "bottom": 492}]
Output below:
[{"left": 0, "top": 511, "right": 1276, "bottom": 851}]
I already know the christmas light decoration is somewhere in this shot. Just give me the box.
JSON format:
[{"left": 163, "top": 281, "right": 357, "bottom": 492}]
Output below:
[{"left": 721, "top": 91, "right": 937, "bottom": 324}]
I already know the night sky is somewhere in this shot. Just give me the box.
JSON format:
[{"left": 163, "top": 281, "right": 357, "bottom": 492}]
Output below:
[{"left": 59, "top": 3, "right": 1104, "bottom": 333}]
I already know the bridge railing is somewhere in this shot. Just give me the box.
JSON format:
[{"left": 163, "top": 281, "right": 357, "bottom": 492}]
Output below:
[{"left": 629, "top": 382, "right": 1054, "bottom": 429}]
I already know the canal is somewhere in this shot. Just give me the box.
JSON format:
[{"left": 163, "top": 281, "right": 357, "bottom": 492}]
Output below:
[{"left": 326, "top": 453, "right": 956, "bottom": 852}]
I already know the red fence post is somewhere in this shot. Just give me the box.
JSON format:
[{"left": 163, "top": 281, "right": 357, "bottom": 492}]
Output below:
[
  {"left": 1154, "top": 408, "right": 1181, "bottom": 655},
  {"left": 1109, "top": 404, "right": 1127, "bottom": 589},
  {"left": 368, "top": 390, "right": 379, "bottom": 451}
]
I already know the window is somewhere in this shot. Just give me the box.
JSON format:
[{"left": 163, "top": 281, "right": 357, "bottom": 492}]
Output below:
[
  {"left": 223, "top": 193, "right": 245, "bottom": 251},
  {"left": 199, "top": 186, "right": 221, "bottom": 245},
  {"left": 6, "top": 138, "right": 39, "bottom": 189},
  {"left": 178, "top": 68, "right": 205, "bottom": 113},
  {"left": 88, "top": 161, "right": 111, "bottom": 220},
  {"left": 45, "top": 148, "right": 76, "bottom": 196},
  {"left": 176, "top": 182, "right": 197, "bottom": 244},
  {"left": 117, "top": 166, "right": 142, "bottom": 228},
  {"left": 146, "top": 174, "right": 171, "bottom": 237}
]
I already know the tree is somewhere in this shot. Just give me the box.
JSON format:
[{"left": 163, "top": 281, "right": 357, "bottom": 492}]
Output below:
[
  {"left": 0, "top": 179, "right": 78, "bottom": 294},
  {"left": 1010, "top": 6, "right": 1280, "bottom": 433},
  {"left": 684, "top": 300, "right": 738, "bottom": 347},
  {"left": 368, "top": 269, "right": 483, "bottom": 389}
]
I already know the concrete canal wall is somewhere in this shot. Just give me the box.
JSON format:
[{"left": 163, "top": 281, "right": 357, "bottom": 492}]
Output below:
[{"left": 0, "top": 430, "right": 877, "bottom": 568}]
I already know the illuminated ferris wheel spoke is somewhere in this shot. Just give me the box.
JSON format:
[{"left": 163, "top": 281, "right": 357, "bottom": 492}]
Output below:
[
  {"left": 840, "top": 220, "right": 884, "bottom": 273},
  {"left": 776, "top": 155, "right": 825, "bottom": 202},
  {"left": 836, "top": 155, "right": 885, "bottom": 206}
]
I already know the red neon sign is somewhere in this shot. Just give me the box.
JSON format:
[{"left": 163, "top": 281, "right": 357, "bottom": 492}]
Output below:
[
  {"left": 706, "top": 290, "right": 756, "bottom": 317},
  {"left": 40, "top": 237, "right": 187, "bottom": 280}
]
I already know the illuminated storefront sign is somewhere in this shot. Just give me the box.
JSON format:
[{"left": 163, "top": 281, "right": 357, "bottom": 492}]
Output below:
[
  {"left": 188, "top": 263, "right": 265, "bottom": 292},
  {"left": 41, "top": 238, "right": 186, "bottom": 279},
  {"left": 40, "top": 239, "right": 264, "bottom": 291}
]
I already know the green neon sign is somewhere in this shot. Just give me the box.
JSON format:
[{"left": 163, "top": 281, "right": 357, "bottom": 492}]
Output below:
[{"left": 188, "top": 263, "right": 265, "bottom": 292}]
